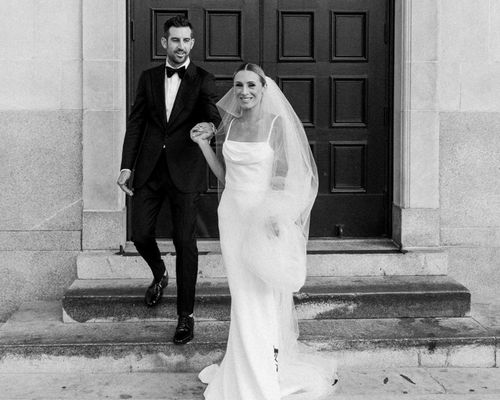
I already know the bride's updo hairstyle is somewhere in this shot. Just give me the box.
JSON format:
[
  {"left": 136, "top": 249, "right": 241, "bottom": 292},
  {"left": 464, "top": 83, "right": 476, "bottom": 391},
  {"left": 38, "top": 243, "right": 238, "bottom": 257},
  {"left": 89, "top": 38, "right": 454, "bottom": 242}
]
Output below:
[{"left": 233, "top": 63, "right": 267, "bottom": 87}]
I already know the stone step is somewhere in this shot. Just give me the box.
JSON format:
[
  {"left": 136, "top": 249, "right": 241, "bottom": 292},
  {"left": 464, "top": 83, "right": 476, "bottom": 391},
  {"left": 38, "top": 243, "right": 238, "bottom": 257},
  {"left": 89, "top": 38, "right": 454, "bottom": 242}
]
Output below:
[
  {"left": 62, "top": 275, "right": 470, "bottom": 323},
  {"left": 77, "top": 247, "right": 448, "bottom": 279},
  {"left": 124, "top": 238, "right": 401, "bottom": 254},
  {"left": 0, "top": 301, "right": 496, "bottom": 373}
]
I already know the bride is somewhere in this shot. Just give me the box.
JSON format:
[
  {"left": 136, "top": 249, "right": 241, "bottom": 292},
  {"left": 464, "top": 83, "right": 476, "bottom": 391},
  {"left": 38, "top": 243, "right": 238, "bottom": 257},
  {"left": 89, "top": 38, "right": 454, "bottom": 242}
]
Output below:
[{"left": 190, "top": 63, "right": 337, "bottom": 400}]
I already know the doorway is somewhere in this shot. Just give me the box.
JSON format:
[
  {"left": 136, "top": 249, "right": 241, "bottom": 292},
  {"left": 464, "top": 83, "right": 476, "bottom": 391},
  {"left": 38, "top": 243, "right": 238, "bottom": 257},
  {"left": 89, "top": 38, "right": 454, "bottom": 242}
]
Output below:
[{"left": 127, "top": 0, "right": 393, "bottom": 238}]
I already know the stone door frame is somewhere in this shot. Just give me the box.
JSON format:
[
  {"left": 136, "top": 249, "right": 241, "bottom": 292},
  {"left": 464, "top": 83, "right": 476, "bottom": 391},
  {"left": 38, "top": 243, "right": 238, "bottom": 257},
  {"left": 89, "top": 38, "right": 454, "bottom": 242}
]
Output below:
[{"left": 81, "top": 0, "right": 439, "bottom": 251}]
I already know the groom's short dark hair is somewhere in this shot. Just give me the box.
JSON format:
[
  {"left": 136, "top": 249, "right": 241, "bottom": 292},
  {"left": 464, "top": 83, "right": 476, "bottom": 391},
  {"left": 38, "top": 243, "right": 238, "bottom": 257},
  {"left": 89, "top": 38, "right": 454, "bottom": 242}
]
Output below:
[{"left": 163, "top": 15, "right": 194, "bottom": 39}]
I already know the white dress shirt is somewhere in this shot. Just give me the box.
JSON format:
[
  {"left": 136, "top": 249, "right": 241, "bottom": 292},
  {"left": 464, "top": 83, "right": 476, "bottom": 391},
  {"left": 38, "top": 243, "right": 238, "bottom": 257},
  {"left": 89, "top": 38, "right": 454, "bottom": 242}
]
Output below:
[{"left": 165, "top": 58, "right": 190, "bottom": 122}]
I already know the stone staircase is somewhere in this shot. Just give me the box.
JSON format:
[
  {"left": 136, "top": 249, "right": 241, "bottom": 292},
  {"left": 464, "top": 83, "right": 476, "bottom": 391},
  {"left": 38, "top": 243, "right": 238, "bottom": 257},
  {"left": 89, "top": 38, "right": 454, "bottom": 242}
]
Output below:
[
  {"left": 1, "top": 239, "right": 497, "bottom": 373},
  {"left": 65, "top": 239, "right": 468, "bottom": 322}
]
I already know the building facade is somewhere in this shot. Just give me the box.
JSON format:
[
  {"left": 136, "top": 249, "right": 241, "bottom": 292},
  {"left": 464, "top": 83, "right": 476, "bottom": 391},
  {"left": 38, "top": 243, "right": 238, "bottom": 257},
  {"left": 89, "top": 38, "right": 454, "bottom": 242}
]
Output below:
[{"left": 1, "top": 0, "right": 499, "bottom": 320}]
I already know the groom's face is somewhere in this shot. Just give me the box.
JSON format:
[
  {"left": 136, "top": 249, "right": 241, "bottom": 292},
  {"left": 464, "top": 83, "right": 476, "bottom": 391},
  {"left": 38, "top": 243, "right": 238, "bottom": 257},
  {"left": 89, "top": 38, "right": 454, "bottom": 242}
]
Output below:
[{"left": 162, "top": 26, "right": 194, "bottom": 67}]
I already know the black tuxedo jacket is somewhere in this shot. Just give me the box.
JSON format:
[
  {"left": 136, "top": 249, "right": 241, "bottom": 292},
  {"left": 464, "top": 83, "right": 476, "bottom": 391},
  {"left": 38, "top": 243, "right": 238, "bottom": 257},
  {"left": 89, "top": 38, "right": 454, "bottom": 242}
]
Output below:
[{"left": 121, "top": 62, "right": 221, "bottom": 192}]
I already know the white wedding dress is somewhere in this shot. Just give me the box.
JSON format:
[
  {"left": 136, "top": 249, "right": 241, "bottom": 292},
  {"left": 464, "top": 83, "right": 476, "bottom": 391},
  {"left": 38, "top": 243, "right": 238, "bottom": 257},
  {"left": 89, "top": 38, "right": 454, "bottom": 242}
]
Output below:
[{"left": 199, "top": 119, "right": 337, "bottom": 400}]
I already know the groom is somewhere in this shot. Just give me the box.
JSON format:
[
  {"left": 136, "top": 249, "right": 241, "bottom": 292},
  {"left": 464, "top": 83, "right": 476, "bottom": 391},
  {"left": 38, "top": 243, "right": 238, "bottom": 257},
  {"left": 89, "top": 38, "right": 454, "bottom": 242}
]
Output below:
[{"left": 117, "top": 15, "right": 220, "bottom": 344}]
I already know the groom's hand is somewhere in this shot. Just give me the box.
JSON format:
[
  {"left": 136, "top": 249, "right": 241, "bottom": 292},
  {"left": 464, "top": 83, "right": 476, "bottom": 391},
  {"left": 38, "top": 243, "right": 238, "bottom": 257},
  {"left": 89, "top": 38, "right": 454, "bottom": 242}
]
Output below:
[{"left": 117, "top": 170, "right": 134, "bottom": 196}]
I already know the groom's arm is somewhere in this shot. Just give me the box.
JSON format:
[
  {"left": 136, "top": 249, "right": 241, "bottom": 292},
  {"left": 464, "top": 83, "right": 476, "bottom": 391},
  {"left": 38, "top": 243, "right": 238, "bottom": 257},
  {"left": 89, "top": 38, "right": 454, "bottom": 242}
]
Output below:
[
  {"left": 198, "top": 72, "right": 222, "bottom": 129},
  {"left": 121, "top": 71, "right": 148, "bottom": 170}
]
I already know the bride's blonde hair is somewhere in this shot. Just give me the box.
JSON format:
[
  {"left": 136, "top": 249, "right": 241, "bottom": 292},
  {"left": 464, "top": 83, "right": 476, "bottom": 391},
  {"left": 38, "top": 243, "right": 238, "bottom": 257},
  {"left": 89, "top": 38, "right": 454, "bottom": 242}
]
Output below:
[{"left": 233, "top": 63, "right": 267, "bottom": 86}]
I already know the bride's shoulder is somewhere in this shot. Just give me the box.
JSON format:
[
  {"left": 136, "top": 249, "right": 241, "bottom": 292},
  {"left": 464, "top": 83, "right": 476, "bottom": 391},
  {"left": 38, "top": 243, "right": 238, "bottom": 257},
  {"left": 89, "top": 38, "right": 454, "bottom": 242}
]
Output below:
[
  {"left": 262, "top": 112, "right": 281, "bottom": 126},
  {"left": 263, "top": 112, "right": 279, "bottom": 120},
  {"left": 267, "top": 113, "right": 283, "bottom": 131}
]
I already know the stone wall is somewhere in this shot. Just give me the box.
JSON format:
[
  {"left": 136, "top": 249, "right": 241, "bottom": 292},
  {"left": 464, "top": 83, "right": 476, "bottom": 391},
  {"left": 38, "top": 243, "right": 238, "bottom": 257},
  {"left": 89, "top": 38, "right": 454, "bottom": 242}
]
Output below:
[
  {"left": 81, "top": 0, "right": 127, "bottom": 250},
  {"left": 438, "top": 0, "right": 500, "bottom": 300},
  {"left": 0, "top": 0, "right": 83, "bottom": 320}
]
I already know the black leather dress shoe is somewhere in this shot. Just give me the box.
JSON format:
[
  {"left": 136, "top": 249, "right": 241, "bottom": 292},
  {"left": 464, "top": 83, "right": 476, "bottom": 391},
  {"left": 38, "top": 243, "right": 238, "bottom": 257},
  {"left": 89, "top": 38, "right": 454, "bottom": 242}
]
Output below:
[
  {"left": 173, "top": 315, "right": 194, "bottom": 345},
  {"left": 144, "top": 274, "right": 168, "bottom": 307}
]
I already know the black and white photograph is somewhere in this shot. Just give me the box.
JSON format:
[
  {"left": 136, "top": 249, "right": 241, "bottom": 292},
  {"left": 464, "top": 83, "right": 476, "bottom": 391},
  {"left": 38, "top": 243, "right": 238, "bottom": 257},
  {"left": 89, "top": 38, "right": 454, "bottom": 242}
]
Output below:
[{"left": 0, "top": 1, "right": 499, "bottom": 399}]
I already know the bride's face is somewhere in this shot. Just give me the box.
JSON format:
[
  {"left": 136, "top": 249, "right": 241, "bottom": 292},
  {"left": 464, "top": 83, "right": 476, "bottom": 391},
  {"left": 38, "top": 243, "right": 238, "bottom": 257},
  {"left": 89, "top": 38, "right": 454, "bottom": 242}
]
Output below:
[{"left": 233, "top": 71, "right": 265, "bottom": 110}]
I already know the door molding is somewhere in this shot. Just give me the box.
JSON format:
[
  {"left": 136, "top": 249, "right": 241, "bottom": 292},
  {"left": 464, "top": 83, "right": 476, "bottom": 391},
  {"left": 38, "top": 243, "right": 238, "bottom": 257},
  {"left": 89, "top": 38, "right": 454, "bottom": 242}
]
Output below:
[
  {"left": 80, "top": 0, "right": 128, "bottom": 250},
  {"left": 392, "top": 0, "right": 440, "bottom": 249}
]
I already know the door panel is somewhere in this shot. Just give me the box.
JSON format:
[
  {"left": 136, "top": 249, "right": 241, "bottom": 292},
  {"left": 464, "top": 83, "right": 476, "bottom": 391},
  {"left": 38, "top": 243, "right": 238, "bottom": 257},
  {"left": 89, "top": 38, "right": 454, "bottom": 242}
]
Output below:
[
  {"left": 262, "top": 0, "right": 390, "bottom": 237},
  {"left": 128, "top": 0, "right": 391, "bottom": 238}
]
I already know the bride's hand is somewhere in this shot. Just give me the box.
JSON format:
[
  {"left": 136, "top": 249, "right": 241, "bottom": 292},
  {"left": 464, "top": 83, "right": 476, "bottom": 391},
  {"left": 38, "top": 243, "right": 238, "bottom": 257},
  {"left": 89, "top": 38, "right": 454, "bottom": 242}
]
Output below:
[
  {"left": 265, "top": 217, "right": 280, "bottom": 238},
  {"left": 190, "top": 122, "right": 214, "bottom": 145},
  {"left": 190, "top": 127, "right": 210, "bottom": 145}
]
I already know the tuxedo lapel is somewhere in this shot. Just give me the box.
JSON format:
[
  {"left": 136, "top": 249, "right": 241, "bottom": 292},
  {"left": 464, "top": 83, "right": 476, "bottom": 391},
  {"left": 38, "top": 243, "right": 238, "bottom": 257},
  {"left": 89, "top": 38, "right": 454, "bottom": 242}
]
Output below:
[
  {"left": 152, "top": 65, "right": 167, "bottom": 129},
  {"left": 167, "top": 63, "right": 197, "bottom": 129}
]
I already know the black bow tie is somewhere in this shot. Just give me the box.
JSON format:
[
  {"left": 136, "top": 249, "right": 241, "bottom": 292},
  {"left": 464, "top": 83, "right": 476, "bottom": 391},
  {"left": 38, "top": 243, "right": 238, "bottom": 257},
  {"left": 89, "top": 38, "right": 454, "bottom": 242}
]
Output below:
[{"left": 166, "top": 66, "right": 186, "bottom": 79}]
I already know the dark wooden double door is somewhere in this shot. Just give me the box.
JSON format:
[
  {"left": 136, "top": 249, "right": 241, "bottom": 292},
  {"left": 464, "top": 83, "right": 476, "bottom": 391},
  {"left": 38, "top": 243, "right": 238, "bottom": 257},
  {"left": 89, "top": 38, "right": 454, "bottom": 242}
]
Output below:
[{"left": 128, "top": 0, "right": 392, "bottom": 238}]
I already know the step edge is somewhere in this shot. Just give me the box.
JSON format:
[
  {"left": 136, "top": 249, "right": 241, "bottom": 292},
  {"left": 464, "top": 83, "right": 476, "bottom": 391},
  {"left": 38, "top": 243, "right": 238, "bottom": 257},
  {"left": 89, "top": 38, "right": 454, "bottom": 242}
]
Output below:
[
  {"left": 63, "top": 290, "right": 472, "bottom": 299},
  {"left": 1, "top": 335, "right": 495, "bottom": 350}
]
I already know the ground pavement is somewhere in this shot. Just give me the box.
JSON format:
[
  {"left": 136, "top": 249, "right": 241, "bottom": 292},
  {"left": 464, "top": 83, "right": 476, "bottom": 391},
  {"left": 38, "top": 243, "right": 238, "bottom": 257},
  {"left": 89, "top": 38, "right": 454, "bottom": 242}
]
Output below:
[{"left": 0, "top": 367, "right": 500, "bottom": 399}]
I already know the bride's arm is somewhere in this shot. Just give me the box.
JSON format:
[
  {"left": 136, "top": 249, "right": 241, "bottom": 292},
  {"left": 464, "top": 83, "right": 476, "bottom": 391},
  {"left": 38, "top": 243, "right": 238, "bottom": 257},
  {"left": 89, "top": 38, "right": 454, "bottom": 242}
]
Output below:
[
  {"left": 190, "top": 128, "right": 226, "bottom": 185},
  {"left": 199, "top": 140, "right": 226, "bottom": 185}
]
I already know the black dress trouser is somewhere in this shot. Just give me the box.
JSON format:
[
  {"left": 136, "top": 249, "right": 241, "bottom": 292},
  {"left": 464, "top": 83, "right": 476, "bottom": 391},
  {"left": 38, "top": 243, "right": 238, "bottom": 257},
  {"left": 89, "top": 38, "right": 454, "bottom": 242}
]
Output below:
[{"left": 131, "top": 151, "right": 200, "bottom": 316}]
